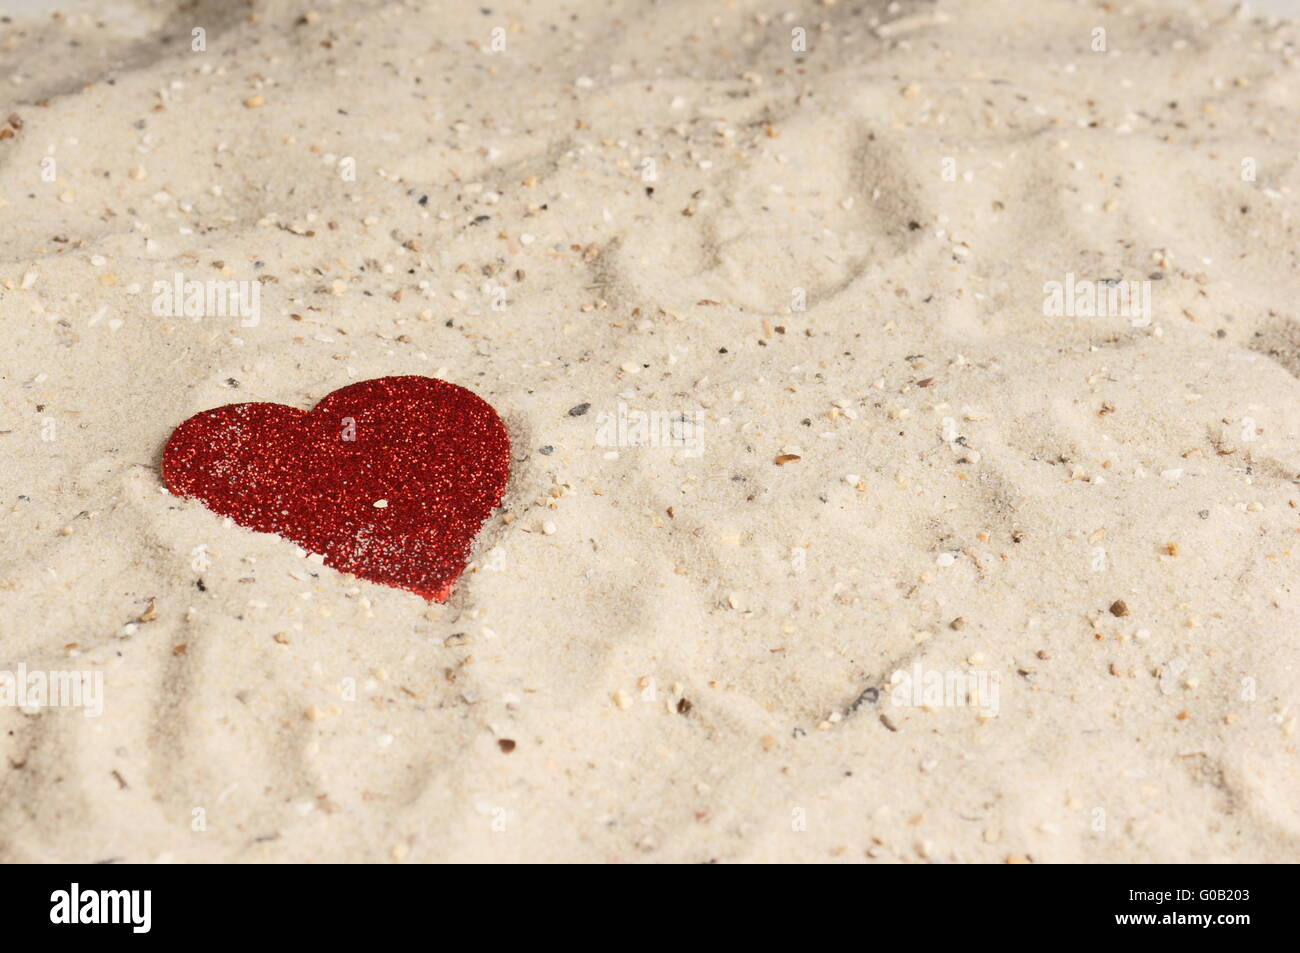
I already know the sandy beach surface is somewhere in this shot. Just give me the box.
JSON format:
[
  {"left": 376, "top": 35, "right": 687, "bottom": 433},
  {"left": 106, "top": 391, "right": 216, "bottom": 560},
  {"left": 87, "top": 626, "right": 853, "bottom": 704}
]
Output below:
[{"left": 2, "top": 0, "right": 1299, "bottom": 863}]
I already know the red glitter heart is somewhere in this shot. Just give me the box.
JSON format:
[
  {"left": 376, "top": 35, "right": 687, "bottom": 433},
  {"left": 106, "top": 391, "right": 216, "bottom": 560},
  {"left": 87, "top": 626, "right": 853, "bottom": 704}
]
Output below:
[{"left": 162, "top": 376, "right": 510, "bottom": 601}]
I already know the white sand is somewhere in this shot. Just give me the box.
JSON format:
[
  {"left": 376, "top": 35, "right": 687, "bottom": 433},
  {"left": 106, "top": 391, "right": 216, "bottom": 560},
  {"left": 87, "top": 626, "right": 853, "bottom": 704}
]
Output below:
[{"left": 2, "top": 0, "right": 1299, "bottom": 863}]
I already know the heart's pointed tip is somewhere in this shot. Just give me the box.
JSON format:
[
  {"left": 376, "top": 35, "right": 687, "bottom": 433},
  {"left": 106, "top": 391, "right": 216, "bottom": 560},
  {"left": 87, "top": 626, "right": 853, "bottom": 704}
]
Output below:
[{"left": 416, "top": 578, "right": 456, "bottom": 602}]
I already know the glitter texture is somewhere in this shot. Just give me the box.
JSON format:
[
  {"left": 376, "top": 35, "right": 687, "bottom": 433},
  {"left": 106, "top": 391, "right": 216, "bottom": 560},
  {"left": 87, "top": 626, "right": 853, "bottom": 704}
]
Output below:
[{"left": 162, "top": 376, "right": 511, "bottom": 601}]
